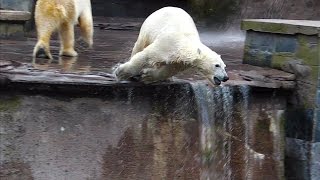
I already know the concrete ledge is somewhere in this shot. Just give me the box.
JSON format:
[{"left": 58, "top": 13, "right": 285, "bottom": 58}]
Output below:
[
  {"left": 0, "top": 10, "right": 31, "bottom": 21},
  {"left": 241, "top": 19, "right": 320, "bottom": 37},
  {"left": 0, "top": 60, "right": 296, "bottom": 91}
]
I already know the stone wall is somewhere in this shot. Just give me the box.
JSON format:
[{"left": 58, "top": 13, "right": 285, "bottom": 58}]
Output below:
[
  {"left": 90, "top": 0, "right": 189, "bottom": 17},
  {"left": 0, "top": 80, "right": 287, "bottom": 179},
  {"left": 90, "top": 0, "right": 320, "bottom": 23},
  {"left": 0, "top": 0, "right": 35, "bottom": 34},
  {"left": 240, "top": 0, "right": 320, "bottom": 20},
  {"left": 0, "top": 83, "right": 200, "bottom": 179},
  {"left": 242, "top": 19, "right": 320, "bottom": 180},
  {"left": 243, "top": 31, "right": 318, "bottom": 108},
  {"left": 0, "top": 0, "right": 34, "bottom": 11}
]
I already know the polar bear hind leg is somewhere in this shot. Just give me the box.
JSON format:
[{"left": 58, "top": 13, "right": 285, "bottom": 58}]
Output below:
[
  {"left": 59, "top": 22, "right": 78, "bottom": 57},
  {"left": 130, "top": 36, "right": 150, "bottom": 57},
  {"left": 78, "top": 10, "right": 93, "bottom": 48},
  {"left": 33, "top": 20, "right": 55, "bottom": 59}
]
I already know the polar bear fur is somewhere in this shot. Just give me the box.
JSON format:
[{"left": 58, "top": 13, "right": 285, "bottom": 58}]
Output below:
[
  {"left": 33, "top": 0, "right": 93, "bottom": 59},
  {"left": 114, "top": 7, "right": 229, "bottom": 85}
]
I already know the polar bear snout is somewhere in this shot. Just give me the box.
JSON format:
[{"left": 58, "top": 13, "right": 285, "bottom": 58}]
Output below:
[
  {"left": 211, "top": 65, "right": 229, "bottom": 85},
  {"left": 222, "top": 76, "right": 229, "bottom": 82},
  {"left": 210, "top": 75, "right": 228, "bottom": 86}
]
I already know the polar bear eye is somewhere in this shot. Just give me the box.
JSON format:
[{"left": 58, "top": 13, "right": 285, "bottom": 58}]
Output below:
[{"left": 215, "top": 64, "right": 220, "bottom": 68}]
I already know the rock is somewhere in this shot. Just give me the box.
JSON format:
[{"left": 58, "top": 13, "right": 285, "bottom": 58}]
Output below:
[
  {"left": 238, "top": 68, "right": 296, "bottom": 89},
  {"left": 281, "top": 59, "right": 311, "bottom": 78},
  {"left": 239, "top": 70, "right": 267, "bottom": 82}
]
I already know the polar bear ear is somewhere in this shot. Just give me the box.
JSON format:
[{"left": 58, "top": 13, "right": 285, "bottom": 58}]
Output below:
[{"left": 197, "top": 48, "right": 201, "bottom": 55}]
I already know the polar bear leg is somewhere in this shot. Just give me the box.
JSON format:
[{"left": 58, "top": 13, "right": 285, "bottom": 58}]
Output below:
[
  {"left": 141, "top": 64, "right": 181, "bottom": 83},
  {"left": 33, "top": 24, "right": 54, "bottom": 59},
  {"left": 131, "top": 42, "right": 143, "bottom": 57},
  {"left": 115, "top": 41, "right": 163, "bottom": 80},
  {"left": 79, "top": 9, "right": 93, "bottom": 48},
  {"left": 131, "top": 35, "right": 150, "bottom": 57},
  {"left": 59, "top": 23, "right": 78, "bottom": 57},
  {"left": 115, "top": 50, "right": 149, "bottom": 80}
]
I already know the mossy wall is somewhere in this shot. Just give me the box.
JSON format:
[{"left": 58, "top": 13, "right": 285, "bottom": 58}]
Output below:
[
  {"left": 242, "top": 23, "right": 320, "bottom": 180},
  {"left": 243, "top": 31, "right": 319, "bottom": 108}
]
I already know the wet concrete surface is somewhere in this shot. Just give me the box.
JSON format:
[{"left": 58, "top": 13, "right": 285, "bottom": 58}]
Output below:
[
  {"left": 3, "top": 17, "right": 295, "bottom": 89},
  {"left": 0, "top": 17, "right": 245, "bottom": 76},
  {"left": 0, "top": 84, "right": 199, "bottom": 180}
]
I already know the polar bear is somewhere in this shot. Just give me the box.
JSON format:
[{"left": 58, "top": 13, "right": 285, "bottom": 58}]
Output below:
[
  {"left": 33, "top": 0, "right": 93, "bottom": 59},
  {"left": 113, "top": 7, "right": 229, "bottom": 85}
]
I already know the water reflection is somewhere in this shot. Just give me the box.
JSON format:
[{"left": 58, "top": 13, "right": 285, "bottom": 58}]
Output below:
[
  {"left": 101, "top": 115, "right": 199, "bottom": 179},
  {"left": 32, "top": 56, "right": 91, "bottom": 73},
  {"left": 0, "top": 86, "right": 199, "bottom": 180}
]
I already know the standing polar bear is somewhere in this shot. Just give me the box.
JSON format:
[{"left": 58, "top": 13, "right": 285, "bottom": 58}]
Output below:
[
  {"left": 114, "top": 7, "right": 229, "bottom": 85},
  {"left": 33, "top": 0, "right": 93, "bottom": 59}
]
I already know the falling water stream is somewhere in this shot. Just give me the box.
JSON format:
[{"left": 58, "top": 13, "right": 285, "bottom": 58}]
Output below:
[
  {"left": 192, "top": 82, "right": 285, "bottom": 179},
  {"left": 192, "top": 83, "right": 256, "bottom": 180}
]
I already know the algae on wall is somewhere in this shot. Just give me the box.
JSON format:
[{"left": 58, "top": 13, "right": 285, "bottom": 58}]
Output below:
[{"left": 0, "top": 96, "right": 21, "bottom": 112}]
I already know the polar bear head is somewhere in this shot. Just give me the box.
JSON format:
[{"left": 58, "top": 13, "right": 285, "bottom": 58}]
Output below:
[{"left": 195, "top": 46, "right": 229, "bottom": 85}]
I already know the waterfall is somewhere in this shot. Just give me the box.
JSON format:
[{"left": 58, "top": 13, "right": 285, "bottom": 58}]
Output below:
[{"left": 191, "top": 83, "right": 251, "bottom": 180}]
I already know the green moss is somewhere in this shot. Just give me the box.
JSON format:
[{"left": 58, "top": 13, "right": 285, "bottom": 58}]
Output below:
[
  {"left": 242, "top": 21, "right": 288, "bottom": 34},
  {"left": 309, "top": 66, "right": 319, "bottom": 83},
  {"left": 0, "top": 96, "right": 21, "bottom": 112},
  {"left": 271, "top": 53, "right": 294, "bottom": 69},
  {"left": 296, "top": 35, "right": 319, "bottom": 66}
]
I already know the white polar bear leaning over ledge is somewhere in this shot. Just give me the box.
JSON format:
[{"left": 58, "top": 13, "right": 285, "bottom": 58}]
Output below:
[{"left": 114, "top": 7, "right": 229, "bottom": 85}]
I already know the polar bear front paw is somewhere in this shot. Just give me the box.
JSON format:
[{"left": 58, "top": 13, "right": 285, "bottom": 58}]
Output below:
[
  {"left": 113, "top": 63, "right": 132, "bottom": 81},
  {"left": 141, "top": 68, "right": 158, "bottom": 84},
  {"left": 112, "top": 63, "right": 122, "bottom": 80}
]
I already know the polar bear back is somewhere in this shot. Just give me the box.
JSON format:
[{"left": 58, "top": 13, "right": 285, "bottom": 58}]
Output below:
[{"left": 139, "top": 7, "right": 201, "bottom": 44}]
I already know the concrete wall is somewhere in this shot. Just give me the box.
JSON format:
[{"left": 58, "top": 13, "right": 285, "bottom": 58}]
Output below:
[
  {"left": 240, "top": 0, "right": 320, "bottom": 20},
  {"left": 90, "top": 0, "right": 320, "bottom": 19},
  {"left": 0, "top": 83, "right": 199, "bottom": 179},
  {"left": 0, "top": 0, "right": 34, "bottom": 11},
  {"left": 242, "top": 19, "right": 320, "bottom": 180},
  {"left": 243, "top": 31, "right": 319, "bottom": 108},
  {"left": 0, "top": 0, "right": 35, "bottom": 33},
  {"left": 0, "top": 82, "right": 287, "bottom": 179}
]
